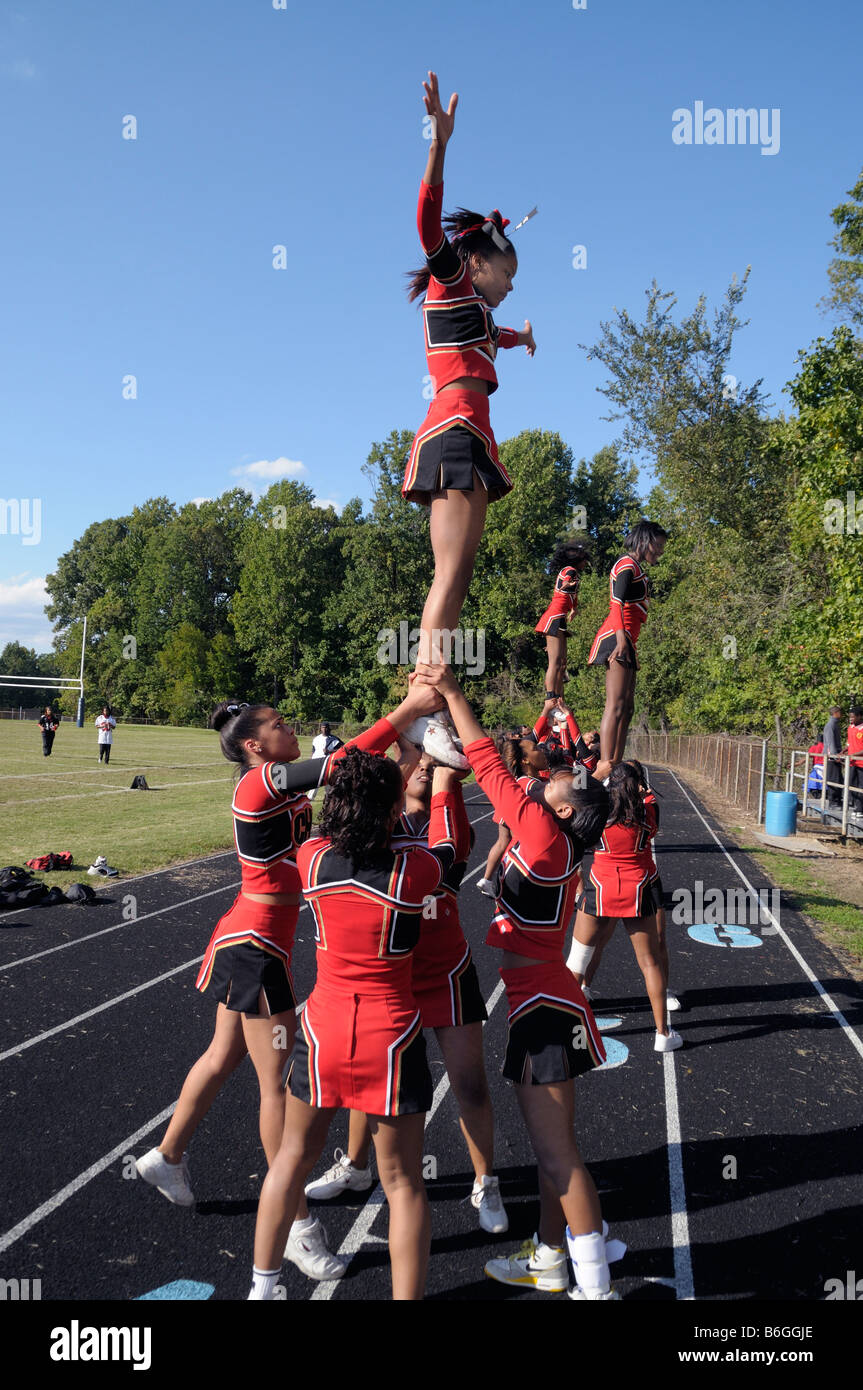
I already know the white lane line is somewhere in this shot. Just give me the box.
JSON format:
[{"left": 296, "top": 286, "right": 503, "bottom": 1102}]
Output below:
[
  {"left": 0, "top": 957, "right": 204, "bottom": 1064},
  {"left": 311, "top": 845, "right": 501, "bottom": 1302},
  {"left": 0, "top": 1104, "right": 176, "bottom": 1257},
  {"left": 0, "top": 882, "right": 242, "bottom": 972},
  {"left": 651, "top": 812, "right": 695, "bottom": 1302},
  {"left": 0, "top": 804, "right": 501, "bottom": 1256},
  {"left": 662, "top": 1053, "right": 695, "bottom": 1301},
  {"left": 666, "top": 768, "right": 863, "bottom": 1064}
]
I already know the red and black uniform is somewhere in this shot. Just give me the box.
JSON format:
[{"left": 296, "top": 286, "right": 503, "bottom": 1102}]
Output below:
[
  {"left": 533, "top": 709, "right": 598, "bottom": 774},
  {"left": 493, "top": 770, "right": 547, "bottom": 827},
  {"left": 577, "top": 796, "right": 657, "bottom": 920},
  {"left": 402, "top": 181, "right": 520, "bottom": 506},
  {"left": 467, "top": 737, "right": 606, "bottom": 1084},
  {"left": 392, "top": 787, "right": 483, "bottom": 1029},
  {"left": 289, "top": 792, "right": 463, "bottom": 1115},
  {"left": 587, "top": 554, "right": 650, "bottom": 668},
  {"left": 535, "top": 566, "right": 581, "bottom": 637},
  {"left": 643, "top": 789, "right": 665, "bottom": 911},
  {"left": 847, "top": 723, "right": 863, "bottom": 809},
  {"left": 195, "top": 719, "right": 399, "bottom": 1016}
]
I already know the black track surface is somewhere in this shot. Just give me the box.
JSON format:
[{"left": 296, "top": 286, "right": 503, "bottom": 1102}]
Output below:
[{"left": 2, "top": 769, "right": 862, "bottom": 1311}]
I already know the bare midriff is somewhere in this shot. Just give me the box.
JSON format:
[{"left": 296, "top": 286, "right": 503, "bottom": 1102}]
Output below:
[
  {"left": 242, "top": 891, "right": 302, "bottom": 906},
  {"left": 500, "top": 949, "right": 547, "bottom": 969},
  {"left": 439, "top": 377, "right": 490, "bottom": 395}
]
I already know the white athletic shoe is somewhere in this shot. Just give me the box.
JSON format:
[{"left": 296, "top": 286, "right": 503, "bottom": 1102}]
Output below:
[
  {"left": 135, "top": 1148, "right": 195, "bottom": 1206},
  {"left": 568, "top": 1284, "right": 621, "bottom": 1301},
  {"left": 654, "top": 1028, "right": 683, "bottom": 1052},
  {"left": 423, "top": 721, "right": 469, "bottom": 771},
  {"left": 485, "top": 1235, "right": 568, "bottom": 1292},
  {"left": 88, "top": 855, "right": 118, "bottom": 877},
  {"left": 477, "top": 877, "right": 498, "bottom": 898},
  {"left": 285, "top": 1218, "right": 347, "bottom": 1281},
  {"left": 304, "top": 1148, "right": 373, "bottom": 1200},
  {"left": 666, "top": 992, "right": 682, "bottom": 1012},
  {"left": 400, "top": 715, "right": 434, "bottom": 749},
  {"left": 471, "top": 1175, "right": 509, "bottom": 1234}
]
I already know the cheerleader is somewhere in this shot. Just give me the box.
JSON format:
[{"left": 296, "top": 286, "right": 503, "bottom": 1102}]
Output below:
[
  {"left": 404, "top": 71, "right": 535, "bottom": 667},
  {"left": 248, "top": 749, "right": 469, "bottom": 1301},
  {"left": 580, "top": 761, "right": 680, "bottom": 1014},
  {"left": 415, "top": 661, "right": 623, "bottom": 1302},
  {"left": 535, "top": 543, "right": 591, "bottom": 698},
  {"left": 477, "top": 729, "right": 550, "bottom": 896},
  {"left": 587, "top": 520, "right": 667, "bottom": 767},
  {"left": 136, "top": 683, "right": 443, "bottom": 1283},
  {"left": 307, "top": 752, "right": 508, "bottom": 1234},
  {"left": 566, "top": 763, "right": 681, "bottom": 1050}
]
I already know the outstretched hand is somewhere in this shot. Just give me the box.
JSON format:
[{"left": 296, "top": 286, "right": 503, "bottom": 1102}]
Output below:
[
  {"left": 422, "top": 70, "right": 458, "bottom": 146},
  {"left": 522, "top": 320, "right": 536, "bottom": 357}
]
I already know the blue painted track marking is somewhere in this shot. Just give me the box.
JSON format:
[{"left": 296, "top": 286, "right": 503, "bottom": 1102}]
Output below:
[
  {"left": 136, "top": 1279, "right": 215, "bottom": 1300},
  {"left": 594, "top": 1015, "right": 624, "bottom": 1031},
  {"left": 687, "top": 923, "right": 763, "bottom": 948},
  {"left": 595, "top": 1036, "right": 629, "bottom": 1069}
]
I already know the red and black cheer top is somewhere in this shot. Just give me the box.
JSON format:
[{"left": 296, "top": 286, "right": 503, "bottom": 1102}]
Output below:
[
  {"left": 231, "top": 718, "right": 398, "bottom": 896},
  {"left": 296, "top": 790, "right": 465, "bottom": 995},
  {"left": 418, "top": 180, "right": 520, "bottom": 396},
  {"left": 532, "top": 708, "right": 598, "bottom": 774},
  {"left": 466, "top": 737, "right": 586, "bottom": 963},
  {"left": 599, "top": 554, "right": 650, "bottom": 646}
]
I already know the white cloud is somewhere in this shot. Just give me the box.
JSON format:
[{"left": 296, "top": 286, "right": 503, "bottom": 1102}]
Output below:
[
  {"left": 0, "top": 573, "right": 53, "bottom": 651},
  {"left": 231, "top": 457, "right": 307, "bottom": 482},
  {"left": 312, "top": 497, "right": 342, "bottom": 514},
  {"left": 190, "top": 497, "right": 212, "bottom": 507}
]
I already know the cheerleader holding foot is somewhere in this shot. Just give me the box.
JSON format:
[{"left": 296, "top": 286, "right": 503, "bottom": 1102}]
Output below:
[
  {"left": 404, "top": 71, "right": 535, "bottom": 675},
  {"left": 566, "top": 762, "right": 681, "bottom": 1050},
  {"left": 248, "top": 748, "right": 470, "bottom": 1301},
  {"left": 535, "top": 543, "right": 591, "bottom": 699},
  {"left": 477, "top": 731, "right": 550, "bottom": 896},
  {"left": 136, "top": 682, "right": 443, "bottom": 1283},
  {"left": 415, "top": 661, "right": 625, "bottom": 1301},
  {"left": 307, "top": 751, "right": 508, "bottom": 1234},
  {"left": 587, "top": 521, "right": 667, "bottom": 770}
]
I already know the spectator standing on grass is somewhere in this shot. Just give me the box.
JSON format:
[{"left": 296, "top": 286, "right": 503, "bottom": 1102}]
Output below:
[
  {"left": 311, "top": 721, "right": 343, "bottom": 758},
  {"left": 822, "top": 706, "right": 843, "bottom": 807},
  {"left": 95, "top": 705, "right": 116, "bottom": 764},
  {"left": 38, "top": 705, "right": 59, "bottom": 757}
]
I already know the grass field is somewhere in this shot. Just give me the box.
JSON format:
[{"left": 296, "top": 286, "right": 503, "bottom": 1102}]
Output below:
[{"left": 1, "top": 721, "right": 315, "bottom": 887}]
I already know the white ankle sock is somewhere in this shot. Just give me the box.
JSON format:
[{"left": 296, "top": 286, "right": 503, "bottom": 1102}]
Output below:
[
  {"left": 248, "top": 1267, "right": 280, "bottom": 1301},
  {"left": 291, "top": 1215, "right": 315, "bottom": 1232}
]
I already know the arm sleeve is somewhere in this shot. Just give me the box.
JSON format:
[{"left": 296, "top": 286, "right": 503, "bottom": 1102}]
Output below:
[
  {"left": 608, "top": 558, "right": 635, "bottom": 633},
  {"left": 563, "top": 710, "right": 582, "bottom": 753},
  {"left": 644, "top": 793, "right": 660, "bottom": 838},
  {"left": 496, "top": 326, "right": 520, "bottom": 349},
  {"left": 533, "top": 710, "right": 551, "bottom": 742},
  {"left": 418, "top": 180, "right": 463, "bottom": 285},
  {"left": 266, "top": 718, "right": 399, "bottom": 799},
  {"left": 466, "top": 737, "right": 561, "bottom": 860}
]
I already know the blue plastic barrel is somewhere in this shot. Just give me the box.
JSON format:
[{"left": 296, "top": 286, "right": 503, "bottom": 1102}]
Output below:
[{"left": 765, "top": 790, "right": 797, "bottom": 837}]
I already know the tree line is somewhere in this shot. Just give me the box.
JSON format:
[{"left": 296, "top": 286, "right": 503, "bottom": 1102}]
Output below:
[{"left": 4, "top": 170, "right": 862, "bottom": 739}]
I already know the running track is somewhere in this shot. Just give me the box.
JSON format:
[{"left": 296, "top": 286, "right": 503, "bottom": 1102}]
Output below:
[{"left": 2, "top": 767, "right": 862, "bottom": 1313}]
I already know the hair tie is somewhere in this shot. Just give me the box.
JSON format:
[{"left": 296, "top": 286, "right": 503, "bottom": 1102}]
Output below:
[{"left": 226, "top": 702, "right": 249, "bottom": 718}]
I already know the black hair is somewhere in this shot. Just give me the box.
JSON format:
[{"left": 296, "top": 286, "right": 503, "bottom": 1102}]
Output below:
[
  {"left": 210, "top": 700, "right": 271, "bottom": 769},
  {"left": 554, "top": 777, "right": 610, "bottom": 852},
  {"left": 501, "top": 736, "right": 546, "bottom": 780},
  {"left": 606, "top": 763, "right": 649, "bottom": 829},
  {"left": 406, "top": 207, "right": 515, "bottom": 303},
  {"left": 552, "top": 541, "right": 592, "bottom": 574},
  {"left": 319, "top": 747, "right": 404, "bottom": 867},
  {"left": 624, "top": 519, "right": 669, "bottom": 562}
]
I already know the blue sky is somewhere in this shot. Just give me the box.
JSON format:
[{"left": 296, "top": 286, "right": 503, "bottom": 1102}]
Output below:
[{"left": 1, "top": 0, "right": 860, "bottom": 651}]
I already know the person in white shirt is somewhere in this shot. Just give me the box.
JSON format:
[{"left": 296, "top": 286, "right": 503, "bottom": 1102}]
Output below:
[{"left": 95, "top": 705, "right": 116, "bottom": 764}]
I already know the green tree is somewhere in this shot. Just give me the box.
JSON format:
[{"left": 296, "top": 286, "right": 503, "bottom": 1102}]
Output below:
[{"left": 820, "top": 166, "right": 863, "bottom": 328}]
